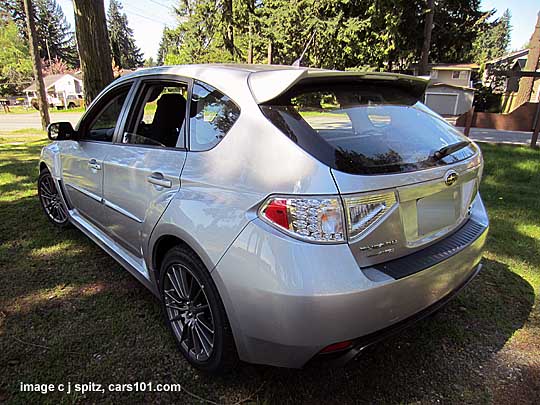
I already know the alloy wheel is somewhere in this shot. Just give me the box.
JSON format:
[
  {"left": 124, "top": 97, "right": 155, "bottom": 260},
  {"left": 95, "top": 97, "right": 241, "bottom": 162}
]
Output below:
[
  {"left": 163, "top": 263, "right": 215, "bottom": 362},
  {"left": 39, "top": 172, "right": 68, "bottom": 224}
]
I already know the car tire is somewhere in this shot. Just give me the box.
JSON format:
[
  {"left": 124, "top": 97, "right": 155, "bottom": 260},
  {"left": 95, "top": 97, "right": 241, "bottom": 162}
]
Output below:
[
  {"left": 38, "top": 168, "right": 70, "bottom": 228},
  {"left": 159, "top": 246, "right": 238, "bottom": 373}
]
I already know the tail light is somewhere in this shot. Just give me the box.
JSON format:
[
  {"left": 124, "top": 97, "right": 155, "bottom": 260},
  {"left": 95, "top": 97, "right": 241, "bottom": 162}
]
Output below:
[
  {"left": 259, "top": 192, "right": 397, "bottom": 243},
  {"left": 260, "top": 197, "right": 345, "bottom": 243},
  {"left": 343, "top": 192, "right": 397, "bottom": 240}
]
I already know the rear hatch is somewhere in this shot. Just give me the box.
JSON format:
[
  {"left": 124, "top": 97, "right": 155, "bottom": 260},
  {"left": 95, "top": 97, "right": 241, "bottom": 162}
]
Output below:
[{"left": 258, "top": 73, "right": 482, "bottom": 267}]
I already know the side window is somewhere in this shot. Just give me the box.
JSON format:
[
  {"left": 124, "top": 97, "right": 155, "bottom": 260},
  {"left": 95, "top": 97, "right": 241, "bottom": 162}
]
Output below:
[
  {"left": 123, "top": 82, "right": 188, "bottom": 148},
  {"left": 83, "top": 87, "right": 130, "bottom": 142},
  {"left": 189, "top": 81, "right": 240, "bottom": 151}
]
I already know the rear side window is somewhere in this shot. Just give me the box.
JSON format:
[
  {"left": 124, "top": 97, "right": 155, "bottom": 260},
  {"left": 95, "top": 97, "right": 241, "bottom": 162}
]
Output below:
[
  {"left": 260, "top": 79, "right": 476, "bottom": 175},
  {"left": 189, "top": 81, "right": 240, "bottom": 151},
  {"left": 123, "top": 82, "right": 188, "bottom": 148}
]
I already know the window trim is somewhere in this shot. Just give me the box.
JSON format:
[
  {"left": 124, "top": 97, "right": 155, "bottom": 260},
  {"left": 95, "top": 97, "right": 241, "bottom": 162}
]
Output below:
[
  {"left": 76, "top": 81, "right": 136, "bottom": 144},
  {"left": 187, "top": 79, "right": 241, "bottom": 152},
  {"left": 117, "top": 75, "right": 193, "bottom": 151}
]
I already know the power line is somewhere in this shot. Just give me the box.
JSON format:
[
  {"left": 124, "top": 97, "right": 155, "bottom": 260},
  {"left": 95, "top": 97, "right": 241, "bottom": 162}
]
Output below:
[
  {"left": 148, "top": 0, "right": 173, "bottom": 10},
  {"left": 123, "top": 7, "right": 167, "bottom": 26},
  {"left": 124, "top": 3, "right": 177, "bottom": 26}
]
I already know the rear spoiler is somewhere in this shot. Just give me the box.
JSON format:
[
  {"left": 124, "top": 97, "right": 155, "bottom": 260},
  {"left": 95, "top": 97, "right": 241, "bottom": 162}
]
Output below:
[{"left": 247, "top": 69, "right": 429, "bottom": 104}]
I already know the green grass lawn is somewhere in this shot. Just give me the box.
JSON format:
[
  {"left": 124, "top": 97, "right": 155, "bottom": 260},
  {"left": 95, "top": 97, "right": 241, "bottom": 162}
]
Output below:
[
  {"left": 0, "top": 133, "right": 539, "bottom": 404},
  {"left": 2, "top": 106, "right": 86, "bottom": 115}
]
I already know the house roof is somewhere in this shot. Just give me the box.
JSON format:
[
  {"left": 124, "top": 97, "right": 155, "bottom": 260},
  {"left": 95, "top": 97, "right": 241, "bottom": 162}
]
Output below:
[
  {"left": 430, "top": 63, "right": 479, "bottom": 71},
  {"left": 23, "top": 74, "right": 81, "bottom": 92},
  {"left": 487, "top": 49, "right": 529, "bottom": 65},
  {"left": 428, "top": 82, "right": 475, "bottom": 91},
  {"left": 411, "top": 62, "right": 479, "bottom": 71}
]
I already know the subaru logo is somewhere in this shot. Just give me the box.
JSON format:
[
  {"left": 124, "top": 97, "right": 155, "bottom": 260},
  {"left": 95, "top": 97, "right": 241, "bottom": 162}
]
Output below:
[{"left": 444, "top": 170, "right": 459, "bottom": 186}]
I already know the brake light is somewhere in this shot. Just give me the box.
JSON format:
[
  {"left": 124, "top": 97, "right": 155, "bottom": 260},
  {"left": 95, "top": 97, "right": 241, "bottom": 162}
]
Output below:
[
  {"left": 262, "top": 199, "right": 289, "bottom": 229},
  {"left": 260, "top": 197, "right": 345, "bottom": 243}
]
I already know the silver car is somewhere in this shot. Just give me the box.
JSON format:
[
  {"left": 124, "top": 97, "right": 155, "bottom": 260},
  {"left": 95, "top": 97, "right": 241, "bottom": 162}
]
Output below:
[{"left": 38, "top": 64, "right": 489, "bottom": 372}]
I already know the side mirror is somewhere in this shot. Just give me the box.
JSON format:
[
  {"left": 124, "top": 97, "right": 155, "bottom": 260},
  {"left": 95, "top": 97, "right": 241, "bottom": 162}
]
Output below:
[{"left": 48, "top": 122, "right": 75, "bottom": 141}]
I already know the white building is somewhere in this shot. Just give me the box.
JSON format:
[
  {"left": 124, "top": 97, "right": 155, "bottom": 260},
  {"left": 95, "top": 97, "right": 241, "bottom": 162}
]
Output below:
[{"left": 23, "top": 73, "right": 83, "bottom": 108}]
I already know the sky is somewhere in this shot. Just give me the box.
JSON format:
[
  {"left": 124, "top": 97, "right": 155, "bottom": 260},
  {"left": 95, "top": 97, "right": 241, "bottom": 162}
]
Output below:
[
  {"left": 56, "top": 0, "right": 539, "bottom": 61},
  {"left": 482, "top": 0, "right": 539, "bottom": 50},
  {"left": 57, "top": 0, "right": 178, "bottom": 61}
]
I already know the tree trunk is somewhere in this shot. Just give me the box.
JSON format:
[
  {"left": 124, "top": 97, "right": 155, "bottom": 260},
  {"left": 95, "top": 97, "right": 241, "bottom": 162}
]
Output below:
[
  {"left": 515, "top": 12, "right": 540, "bottom": 108},
  {"left": 247, "top": 23, "right": 253, "bottom": 63},
  {"left": 267, "top": 41, "right": 272, "bottom": 65},
  {"left": 72, "top": 0, "right": 113, "bottom": 106},
  {"left": 23, "top": 0, "right": 50, "bottom": 130},
  {"left": 418, "top": 0, "right": 435, "bottom": 76},
  {"left": 222, "top": 0, "right": 235, "bottom": 59}
]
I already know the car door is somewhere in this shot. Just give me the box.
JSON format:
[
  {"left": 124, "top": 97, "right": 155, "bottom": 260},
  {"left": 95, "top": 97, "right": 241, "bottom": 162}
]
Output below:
[
  {"left": 101, "top": 78, "right": 188, "bottom": 259},
  {"left": 61, "top": 83, "right": 134, "bottom": 228}
]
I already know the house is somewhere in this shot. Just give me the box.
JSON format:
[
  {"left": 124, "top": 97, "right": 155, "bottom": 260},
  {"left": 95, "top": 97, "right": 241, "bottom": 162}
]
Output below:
[
  {"left": 23, "top": 73, "right": 83, "bottom": 108},
  {"left": 411, "top": 63, "right": 479, "bottom": 116},
  {"left": 483, "top": 49, "right": 540, "bottom": 112},
  {"left": 484, "top": 49, "right": 529, "bottom": 93}
]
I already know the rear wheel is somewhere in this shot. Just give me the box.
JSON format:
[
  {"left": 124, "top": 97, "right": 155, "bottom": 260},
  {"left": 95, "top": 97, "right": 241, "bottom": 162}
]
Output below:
[
  {"left": 38, "top": 169, "right": 70, "bottom": 227},
  {"left": 159, "top": 246, "right": 237, "bottom": 373}
]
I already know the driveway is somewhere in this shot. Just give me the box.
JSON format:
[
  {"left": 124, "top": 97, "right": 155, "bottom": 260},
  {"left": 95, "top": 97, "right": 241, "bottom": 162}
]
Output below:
[
  {"left": 0, "top": 111, "right": 83, "bottom": 131},
  {"left": 460, "top": 127, "right": 535, "bottom": 146}
]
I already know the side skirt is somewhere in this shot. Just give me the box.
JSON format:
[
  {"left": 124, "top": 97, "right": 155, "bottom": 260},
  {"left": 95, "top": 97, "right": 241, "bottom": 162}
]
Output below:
[{"left": 68, "top": 209, "right": 160, "bottom": 298}]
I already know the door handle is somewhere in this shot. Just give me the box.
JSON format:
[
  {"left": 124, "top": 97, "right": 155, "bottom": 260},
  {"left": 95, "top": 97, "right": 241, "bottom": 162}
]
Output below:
[
  {"left": 147, "top": 172, "right": 172, "bottom": 188},
  {"left": 88, "top": 158, "right": 101, "bottom": 170}
]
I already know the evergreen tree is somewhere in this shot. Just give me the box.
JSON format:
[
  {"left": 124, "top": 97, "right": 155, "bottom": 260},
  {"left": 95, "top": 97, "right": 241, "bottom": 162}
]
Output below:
[
  {"left": 472, "top": 9, "right": 511, "bottom": 64},
  {"left": 157, "top": 27, "right": 181, "bottom": 65},
  {"left": 162, "top": 0, "right": 488, "bottom": 69},
  {"left": 428, "top": 0, "right": 487, "bottom": 63},
  {"left": 35, "top": 0, "right": 79, "bottom": 67},
  {"left": 107, "top": 0, "right": 144, "bottom": 69}
]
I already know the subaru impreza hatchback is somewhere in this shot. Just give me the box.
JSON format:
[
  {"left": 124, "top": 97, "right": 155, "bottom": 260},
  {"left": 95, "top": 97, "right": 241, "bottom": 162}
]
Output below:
[{"left": 38, "top": 64, "right": 488, "bottom": 372}]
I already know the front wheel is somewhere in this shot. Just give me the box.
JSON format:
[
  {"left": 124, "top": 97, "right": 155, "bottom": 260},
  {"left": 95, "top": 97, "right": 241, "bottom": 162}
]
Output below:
[
  {"left": 159, "top": 246, "right": 237, "bottom": 373},
  {"left": 38, "top": 169, "right": 70, "bottom": 227}
]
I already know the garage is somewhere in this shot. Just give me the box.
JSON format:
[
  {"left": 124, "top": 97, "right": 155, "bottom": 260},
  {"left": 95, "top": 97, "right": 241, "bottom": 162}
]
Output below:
[
  {"left": 424, "top": 83, "right": 475, "bottom": 116},
  {"left": 425, "top": 93, "right": 458, "bottom": 115}
]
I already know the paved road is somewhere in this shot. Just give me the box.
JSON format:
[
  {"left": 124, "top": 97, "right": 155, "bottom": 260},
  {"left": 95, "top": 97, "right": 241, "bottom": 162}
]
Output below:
[
  {"left": 0, "top": 111, "right": 82, "bottom": 131},
  {"left": 0, "top": 111, "right": 536, "bottom": 147},
  {"left": 458, "top": 127, "right": 535, "bottom": 146}
]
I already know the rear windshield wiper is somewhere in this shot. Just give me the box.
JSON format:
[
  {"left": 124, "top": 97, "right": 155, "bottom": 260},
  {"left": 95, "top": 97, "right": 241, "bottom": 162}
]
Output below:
[{"left": 430, "top": 141, "right": 471, "bottom": 161}]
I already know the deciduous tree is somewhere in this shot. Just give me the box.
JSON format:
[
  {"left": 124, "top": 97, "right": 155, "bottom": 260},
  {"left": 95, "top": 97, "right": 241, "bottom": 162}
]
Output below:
[
  {"left": 0, "top": 17, "right": 33, "bottom": 95},
  {"left": 1, "top": 0, "right": 79, "bottom": 67}
]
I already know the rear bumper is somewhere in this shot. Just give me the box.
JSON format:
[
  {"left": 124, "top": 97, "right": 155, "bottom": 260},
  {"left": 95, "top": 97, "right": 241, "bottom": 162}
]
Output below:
[
  {"left": 309, "top": 263, "right": 482, "bottom": 367},
  {"left": 212, "top": 195, "right": 489, "bottom": 368}
]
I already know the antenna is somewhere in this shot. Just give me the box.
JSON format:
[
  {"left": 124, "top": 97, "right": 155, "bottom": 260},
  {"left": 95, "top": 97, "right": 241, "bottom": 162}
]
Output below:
[{"left": 292, "top": 29, "right": 317, "bottom": 67}]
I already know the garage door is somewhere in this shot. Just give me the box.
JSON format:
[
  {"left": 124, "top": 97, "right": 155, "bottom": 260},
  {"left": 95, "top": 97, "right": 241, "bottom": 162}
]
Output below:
[{"left": 425, "top": 93, "right": 458, "bottom": 115}]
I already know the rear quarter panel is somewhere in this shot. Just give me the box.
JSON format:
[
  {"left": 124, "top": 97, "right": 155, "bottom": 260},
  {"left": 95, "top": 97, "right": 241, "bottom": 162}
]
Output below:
[{"left": 148, "top": 98, "right": 339, "bottom": 275}]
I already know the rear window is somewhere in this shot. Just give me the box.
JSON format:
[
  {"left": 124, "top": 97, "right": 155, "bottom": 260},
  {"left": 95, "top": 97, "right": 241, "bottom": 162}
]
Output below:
[{"left": 260, "top": 79, "right": 476, "bottom": 175}]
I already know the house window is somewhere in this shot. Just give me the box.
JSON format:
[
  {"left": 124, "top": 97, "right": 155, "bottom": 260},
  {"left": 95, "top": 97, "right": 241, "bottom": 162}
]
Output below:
[
  {"left": 430, "top": 70, "right": 438, "bottom": 79},
  {"left": 452, "top": 71, "right": 462, "bottom": 79}
]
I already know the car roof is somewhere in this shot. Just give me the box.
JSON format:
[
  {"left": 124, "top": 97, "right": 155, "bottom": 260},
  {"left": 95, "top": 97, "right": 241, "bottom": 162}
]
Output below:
[
  {"left": 120, "top": 63, "right": 326, "bottom": 76},
  {"left": 114, "top": 64, "right": 427, "bottom": 104}
]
